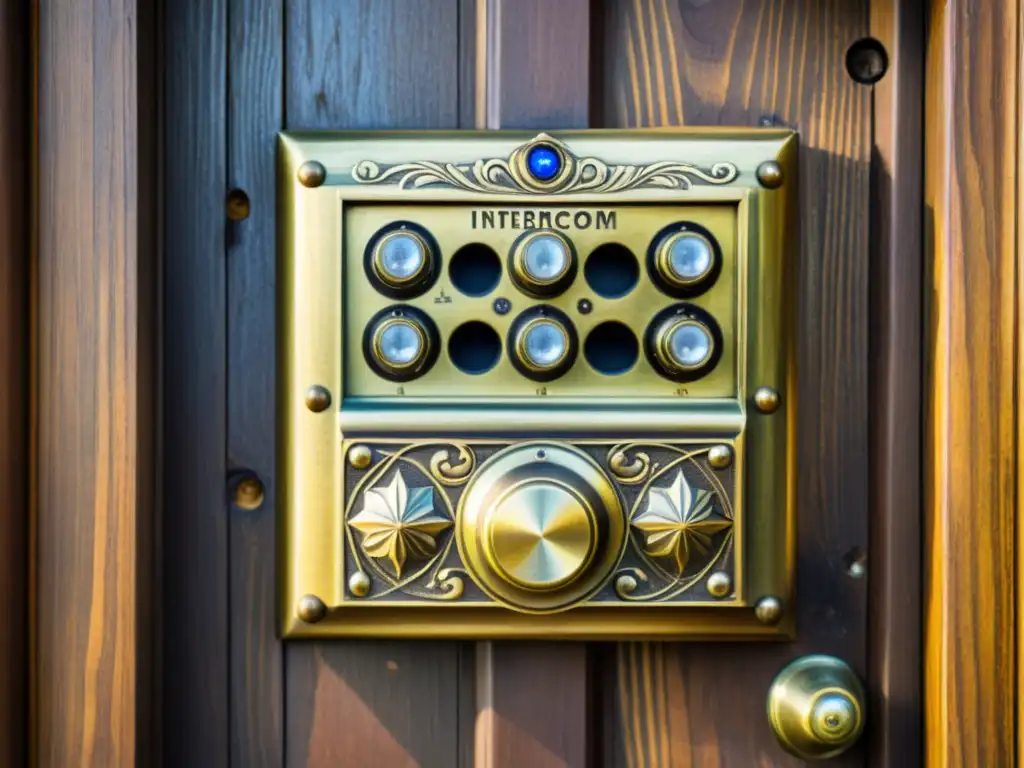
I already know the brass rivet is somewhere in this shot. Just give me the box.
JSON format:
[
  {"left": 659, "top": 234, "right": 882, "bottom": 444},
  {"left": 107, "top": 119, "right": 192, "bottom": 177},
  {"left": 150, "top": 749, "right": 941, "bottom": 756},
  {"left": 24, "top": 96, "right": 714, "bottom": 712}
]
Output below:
[
  {"left": 297, "top": 160, "right": 327, "bottom": 188},
  {"left": 348, "top": 571, "right": 371, "bottom": 597},
  {"left": 226, "top": 188, "right": 251, "bottom": 221},
  {"left": 297, "top": 594, "right": 327, "bottom": 623},
  {"left": 755, "top": 595, "right": 784, "bottom": 625},
  {"left": 756, "top": 160, "right": 784, "bottom": 189},
  {"left": 615, "top": 573, "right": 638, "bottom": 595},
  {"left": 753, "top": 386, "right": 781, "bottom": 414},
  {"left": 348, "top": 445, "right": 373, "bottom": 470},
  {"left": 233, "top": 475, "right": 264, "bottom": 510},
  {"left": 305, "top": 384, "right": 332, "bottom": 413},
  {"left": 707, "top": 445, "right": 732, "bottom": 469},
  {"left": 707, "top": 571, "right": 733, "bottom": 599}
]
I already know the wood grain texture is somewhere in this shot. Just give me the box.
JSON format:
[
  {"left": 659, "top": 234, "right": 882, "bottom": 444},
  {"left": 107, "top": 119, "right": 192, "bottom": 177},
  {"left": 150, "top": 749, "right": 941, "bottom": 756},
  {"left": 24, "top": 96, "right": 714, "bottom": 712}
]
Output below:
[
  {"left": 0, "top": 0, "right": 29, "bottom": 765},
  {"left": 867, "top": 1, "right": 923, "bottom": 764},
  {"left": 924, "top": 0, "right": 1019, "bottom": 765},
  {"left": 35, "top": 0, "right": 157, "bottom": 763},
  {"left": 227, "top": 0, "right": 285, "bottom": 764},
  {"left": 162, "top": 0, "right": 230, "bottom": 764},
  {"left": 597, "top": 1, "right": 871, "bottom": 764},
  {"left": 463, "top": 2, "right": 594, "bottom": 766},
  {"left": 284, "top": 3, "right": 464, "bottom": 765}
]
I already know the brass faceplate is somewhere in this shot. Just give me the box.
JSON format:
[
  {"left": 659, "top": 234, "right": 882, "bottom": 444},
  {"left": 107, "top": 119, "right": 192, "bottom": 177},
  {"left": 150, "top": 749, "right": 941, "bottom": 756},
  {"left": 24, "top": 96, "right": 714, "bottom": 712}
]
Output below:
[{"left": 278, "top": 129, "right": 798, "bottom": 639}]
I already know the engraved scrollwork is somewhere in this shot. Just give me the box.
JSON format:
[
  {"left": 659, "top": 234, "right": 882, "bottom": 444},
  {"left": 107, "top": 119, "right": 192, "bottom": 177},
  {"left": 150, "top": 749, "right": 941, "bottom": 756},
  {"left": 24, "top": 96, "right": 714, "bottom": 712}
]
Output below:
[
  {"left": 429, "top": 443, "right": 476, "bottom": 486},
  {"left": 429, "top": 568, "right": 466, "bottom": 601},
  {"left": 608, "top": 446, "right": 655, "bottom": 485},
  {"left": 614, "top": 568, "right": 648, "bottom": 599},
  {"left": 353, "top": 133, "right": 740, "bottom": 195}
]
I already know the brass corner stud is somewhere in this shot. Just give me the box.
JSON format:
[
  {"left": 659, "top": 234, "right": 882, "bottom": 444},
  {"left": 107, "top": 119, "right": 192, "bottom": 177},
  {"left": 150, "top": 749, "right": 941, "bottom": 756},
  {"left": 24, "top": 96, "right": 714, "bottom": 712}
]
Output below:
[
  {"left": 348, "top": 571, "right": 371, "bottom": 597},
  {"left": 756, "top": 160, "right": 784, "bottom": 189},
  {"left": 233, "top": 475, "right": 265, "bottom": 510},
  {"left": 297, "top": 160, "right": 327, "bottom": 188},
  {"left": 755, "top": 595, "right": 784, "bottom": 625},
  {"left": 297, "top": 594, "right": 328, "bottom": 623},
  {"left": 707, "top": 444, "right": 732, "bottom": 469},
  {"left": 707, "top": 571, "right": 733, "bottom": 598},
  {"left": 347, "top": 445, "right": 373, "bottom": 470},
  {"left": 753, "top": 386, "right": 781, "bottom": 414}
]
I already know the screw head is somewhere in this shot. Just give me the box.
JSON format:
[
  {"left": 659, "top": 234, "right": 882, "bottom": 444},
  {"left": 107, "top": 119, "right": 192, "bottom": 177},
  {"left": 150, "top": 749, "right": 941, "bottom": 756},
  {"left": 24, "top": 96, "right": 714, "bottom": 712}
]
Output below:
[
  {"left": 348, "top": 571, "right": 371, "bottom": 597},
  {"left": 577, "top": 299, "right": 593, "bottom": 314},
  {"left": 755, "top": 595, "right": 784, "bottom": 625},
  {"left": 348, "top": 445, "right": 373, "bottom": 470},
  {"left": 297, "top": 594, "right": 327, "bottom": 623},
  {"left": 297, "top": 160, "right": 327, "bottom": 188},
  {"left": 305, "top": 384, "right": 332, "bottom": 413},
  {"left": 753, "top": 386, "right": 781, "bottom": 414},
  {"left": 233, "top": 475, "right": 265, "bottom": 510},
  {"left": 707, "top": 571, "right": 733, "bottom": 599},
  {"left": 707, "top": 444, "right": 733, "bottom": 469},
  {"left": 756, "top": 160, "right": 784, "bottom": 189},
  {"left": 493, "top": 297, "right": 512, "bottom": 315}
]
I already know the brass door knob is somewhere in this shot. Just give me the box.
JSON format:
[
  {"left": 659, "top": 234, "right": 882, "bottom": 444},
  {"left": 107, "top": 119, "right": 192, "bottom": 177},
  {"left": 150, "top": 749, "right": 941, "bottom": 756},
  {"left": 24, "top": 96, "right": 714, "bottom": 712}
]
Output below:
[{"left": 766, "top": 655, "right": 865, "bottom": 761}]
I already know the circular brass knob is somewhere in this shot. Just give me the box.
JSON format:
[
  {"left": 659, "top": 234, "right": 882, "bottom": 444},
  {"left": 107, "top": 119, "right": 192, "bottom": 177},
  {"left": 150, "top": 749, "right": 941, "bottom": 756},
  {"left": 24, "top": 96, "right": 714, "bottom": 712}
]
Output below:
[
  {"left": 766, "top": 655, "right": 866, "bottom": 761},
  {"left": 645, "top": 305, "right": 722, "bottom": 382},
  {"left": 365, "top": 222, "right": 440, "bottom": 298},
  {"left": 457, "top": 442, "right": 625, "bottom": 612},
  {"left": 363, "top": 306, "right": 440, "bottom": 382},
  {"left": 648, "top": 222, "right": 721, "bottom": 297},
  {"left": 509, "top": 229, "right": 577, "bottom": 297},
  {"left": 507, "top": 306, "right": 579, "bottom": 382}
]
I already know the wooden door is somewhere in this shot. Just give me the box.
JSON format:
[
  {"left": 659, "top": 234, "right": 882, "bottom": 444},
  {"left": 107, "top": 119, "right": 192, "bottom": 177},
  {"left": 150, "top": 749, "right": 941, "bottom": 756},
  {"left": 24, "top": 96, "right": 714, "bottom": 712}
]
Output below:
[
  {"left": 23, "top": 0, "right": 1024, "bottom": 766},
  {"left": 155, "top": 1, "right": 920, "bottom": 766}
]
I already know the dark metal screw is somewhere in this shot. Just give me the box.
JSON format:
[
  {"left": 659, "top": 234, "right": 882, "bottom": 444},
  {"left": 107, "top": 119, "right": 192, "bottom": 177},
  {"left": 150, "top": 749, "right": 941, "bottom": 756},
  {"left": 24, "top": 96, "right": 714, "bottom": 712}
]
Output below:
[
  {"left": 493, "top": 297, "right": 511, "bottom": 315},
  {"left": 577, "top": 299, "right": 593, "bottom": 314}
]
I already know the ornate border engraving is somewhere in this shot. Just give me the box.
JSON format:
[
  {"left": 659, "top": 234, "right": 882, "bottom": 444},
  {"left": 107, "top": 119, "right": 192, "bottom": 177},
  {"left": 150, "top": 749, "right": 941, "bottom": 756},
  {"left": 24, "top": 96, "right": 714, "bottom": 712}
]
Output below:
[{"left": 353, "top": 133, "right": 740, "bottom": 194}]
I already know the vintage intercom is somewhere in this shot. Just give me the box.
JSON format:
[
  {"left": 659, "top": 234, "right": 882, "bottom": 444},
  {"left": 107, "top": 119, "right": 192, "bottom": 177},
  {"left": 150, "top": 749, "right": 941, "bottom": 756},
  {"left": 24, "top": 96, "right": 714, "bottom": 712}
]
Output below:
[{"left": 277, "top": 128, "right": 797, "bottom": 639}]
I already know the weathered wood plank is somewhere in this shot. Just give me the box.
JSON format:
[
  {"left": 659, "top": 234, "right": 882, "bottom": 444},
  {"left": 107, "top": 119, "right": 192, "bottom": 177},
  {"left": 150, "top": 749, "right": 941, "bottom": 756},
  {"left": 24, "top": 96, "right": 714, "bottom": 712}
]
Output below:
[
  {"left": 597, "top": 1, "right": 872, "bottom": 764},
  {"left": 462, "top": 2, "right": 594, "bottom": 766},
  {"left": 227, "top": 0, "right": 285, "bottom": 764},
  {"left": 163, "top": 0, "right": 230, "bottom": 764},
  {"left": 868, "top": 0, "right": 924, "bottom": 764},
  {"left": 0, "top": 0, "right": 29, "bottom": 765},
  {"left": 284, "top": 3, "right": 463, "bottom": 765},
  {"left": 35, "top": 0, "right": 158, "bottom": 763},
  {"left": 924, "top": 0, "right": 1019, "bottom": 765}
]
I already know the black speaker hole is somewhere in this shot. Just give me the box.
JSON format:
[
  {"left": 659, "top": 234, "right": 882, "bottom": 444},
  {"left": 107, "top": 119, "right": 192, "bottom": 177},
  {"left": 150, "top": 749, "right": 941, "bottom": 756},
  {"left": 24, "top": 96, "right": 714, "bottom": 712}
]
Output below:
[
  {"left": 584, "top": 244, "right": 640, "bottom": 299},
  {"left": 449, "top": 243, "right": 502, "bottom": 297},
  {"left": 449, "top": 321, "right": 502, "bottom": 375},
  {"left": 585, "top": 321, "right": 639, "bottom": 375}
]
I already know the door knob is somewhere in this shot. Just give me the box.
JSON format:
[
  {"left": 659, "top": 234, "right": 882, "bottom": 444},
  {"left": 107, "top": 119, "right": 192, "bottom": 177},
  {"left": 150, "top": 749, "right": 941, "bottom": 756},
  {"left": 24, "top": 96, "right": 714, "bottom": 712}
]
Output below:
[{"left": 766, "top": 655, "right": 865, "bottom": 760}]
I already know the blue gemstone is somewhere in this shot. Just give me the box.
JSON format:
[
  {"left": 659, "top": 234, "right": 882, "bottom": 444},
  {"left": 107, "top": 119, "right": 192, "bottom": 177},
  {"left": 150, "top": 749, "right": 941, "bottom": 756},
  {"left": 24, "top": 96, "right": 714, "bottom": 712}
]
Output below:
[{"left": 527, "top": 145, "right": 561, "bottom": 181}]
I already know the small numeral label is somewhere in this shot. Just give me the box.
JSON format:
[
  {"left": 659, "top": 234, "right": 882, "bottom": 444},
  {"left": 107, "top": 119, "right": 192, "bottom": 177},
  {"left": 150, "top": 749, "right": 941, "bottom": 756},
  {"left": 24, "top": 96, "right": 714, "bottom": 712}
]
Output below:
[
  {"left": 535, "top": 386, "right": 548, "bottom": 396},
  {"left": 396, "top": 386, "right": 405, "bottom": 395},
  {"left": 675, "top": 387, "right": 689, "bottom": 396}
]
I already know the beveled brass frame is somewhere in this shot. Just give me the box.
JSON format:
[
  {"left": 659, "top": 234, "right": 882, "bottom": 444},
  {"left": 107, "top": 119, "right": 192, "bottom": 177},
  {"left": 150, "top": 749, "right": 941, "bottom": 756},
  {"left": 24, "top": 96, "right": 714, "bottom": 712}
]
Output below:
[{"left": 278, "top": 129, "right": 798, "bottom": 639}]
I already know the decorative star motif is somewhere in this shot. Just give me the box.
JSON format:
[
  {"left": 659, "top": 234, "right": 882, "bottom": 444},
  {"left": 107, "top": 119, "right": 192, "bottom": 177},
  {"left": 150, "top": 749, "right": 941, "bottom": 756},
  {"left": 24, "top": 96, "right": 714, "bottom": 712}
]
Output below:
[
  {"left": 349, "top": 471, "right": 451, "bottom": 578},
  {"left": 631, "top": 469, "right": 731, "bottom": 574}
]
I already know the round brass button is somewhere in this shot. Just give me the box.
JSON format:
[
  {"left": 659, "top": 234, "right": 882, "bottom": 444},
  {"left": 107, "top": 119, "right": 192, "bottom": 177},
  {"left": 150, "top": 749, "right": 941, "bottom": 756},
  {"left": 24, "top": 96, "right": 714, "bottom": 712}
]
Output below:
[
  {"left": 457, "top": 442, "right": 625, "bottom": 613},
  {"left": 486, "top": 480, "right": 597, "bottom": 591}
]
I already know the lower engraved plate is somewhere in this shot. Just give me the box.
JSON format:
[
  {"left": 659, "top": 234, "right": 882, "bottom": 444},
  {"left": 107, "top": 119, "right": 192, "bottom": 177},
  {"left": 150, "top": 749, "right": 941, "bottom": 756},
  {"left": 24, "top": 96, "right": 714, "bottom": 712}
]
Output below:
[{"left": 342, "top": 439, "right": 738, "bottom": 614}]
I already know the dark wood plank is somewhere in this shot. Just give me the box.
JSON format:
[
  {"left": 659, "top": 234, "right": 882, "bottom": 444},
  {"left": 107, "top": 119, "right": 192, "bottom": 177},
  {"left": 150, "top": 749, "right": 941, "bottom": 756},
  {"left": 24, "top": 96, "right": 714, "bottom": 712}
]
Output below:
[
  {"left": 0, "top": 0, "right": 29, "bottom": 765},
  {"left": 163, "top": 0, "right": 230, "bottom": 764},
  {"left": 284, "top": 0, "right": 459, "bottom": 129},
  {"left": 227, "top": 0, "right": 285, "bottom": 765},
  {"left": 924, "top": 0, "right": 1018, "bottom": 764},
  {"left": 596, "top": 2, "right": 871, "bottom": 764},
  {"left": 461, "top": 2, "right": 594, "bottom": 766},
  {"left": 284, "top": 3, "right": 463, "bottom": 765},
  {"left": 867, "top": 1, "right": 923, "bottom": 765},
  {"left": 35, "top": 0, "right": 158, "bottom": 762}
]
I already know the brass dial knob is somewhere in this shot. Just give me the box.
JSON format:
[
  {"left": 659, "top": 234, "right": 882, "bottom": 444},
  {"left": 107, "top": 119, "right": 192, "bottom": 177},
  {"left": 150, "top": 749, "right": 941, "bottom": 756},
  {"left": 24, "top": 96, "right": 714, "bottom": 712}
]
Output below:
[
  {"left": 456, "top": 442, "right": 625, "bottom": 612},
  {"left": 645, "top": 305, "right": 722, "bottom": 382},
  {"left": 509, "top": 229, "right": 577, "bottom": 297},
  {"left": 648, "top": 222, "right": 721, "bottom": 297},
  {"left": 363, "top": 306, "right": 439, "bottom": 382},
  {"left": 766, "top": 655, "right": 866, "bottom": 761},
  {"left": 365, "top": 222, "right": 440, "bottom": 298}
]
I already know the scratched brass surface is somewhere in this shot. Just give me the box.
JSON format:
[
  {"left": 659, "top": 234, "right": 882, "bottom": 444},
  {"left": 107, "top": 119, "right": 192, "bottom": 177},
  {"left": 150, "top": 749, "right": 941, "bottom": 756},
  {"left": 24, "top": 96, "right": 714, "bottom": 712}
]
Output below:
[{"left": 277, "top": 129, "right": 797, "bottom": 639}]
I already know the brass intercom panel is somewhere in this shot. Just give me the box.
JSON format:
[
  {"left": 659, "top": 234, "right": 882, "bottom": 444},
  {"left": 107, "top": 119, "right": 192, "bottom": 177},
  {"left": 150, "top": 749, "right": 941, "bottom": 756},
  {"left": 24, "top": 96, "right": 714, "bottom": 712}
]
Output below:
[{"left": 278, "top": 129, "right": 797, "bottom": 639}]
